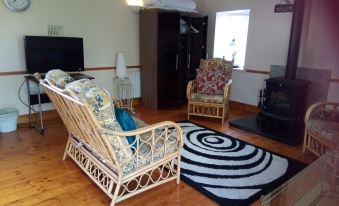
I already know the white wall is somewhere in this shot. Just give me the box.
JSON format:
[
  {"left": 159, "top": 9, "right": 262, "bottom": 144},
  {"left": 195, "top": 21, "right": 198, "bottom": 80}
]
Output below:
[
  {"left": 196, "top": 0, "right": 293, "bottom": 70},
  {"left": 230, "top": 70, "right": 268, "bottom": 106},
  {"left": 196, "top": 0, "right": 339, "bottom": 105},
  {"left": 196, "top": 0, "right": 293, "bottom": 105},
  {"left": 299, "top": 0, "right": 339, "bottom": 102},
  {"left": 0, "top": 0, "right": 140, "bottom": 114}
]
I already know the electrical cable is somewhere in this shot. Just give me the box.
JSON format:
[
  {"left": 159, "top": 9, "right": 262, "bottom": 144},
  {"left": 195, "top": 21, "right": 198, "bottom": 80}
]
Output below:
[{"left": 17, "top": 79, "right": 38, "bottom": 127}]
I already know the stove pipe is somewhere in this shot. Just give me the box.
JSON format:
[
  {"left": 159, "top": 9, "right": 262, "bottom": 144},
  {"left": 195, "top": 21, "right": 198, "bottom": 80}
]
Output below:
[{"left": 285, "top": 0, "right": 306, "bottom": 80}]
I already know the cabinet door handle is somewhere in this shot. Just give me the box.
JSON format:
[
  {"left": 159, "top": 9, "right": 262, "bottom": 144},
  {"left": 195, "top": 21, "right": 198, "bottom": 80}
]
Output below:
[
  {"left": 187, "top": 54, "right": 191, "bottom": 69},
  {"left": 176, "top": 54, "right": 179, "bottom": 71}
]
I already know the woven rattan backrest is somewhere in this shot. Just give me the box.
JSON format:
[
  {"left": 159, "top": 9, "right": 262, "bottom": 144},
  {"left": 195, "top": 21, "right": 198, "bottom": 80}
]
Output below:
[{"left": 40, "top": 80, "right": 120, "bottom": 171}]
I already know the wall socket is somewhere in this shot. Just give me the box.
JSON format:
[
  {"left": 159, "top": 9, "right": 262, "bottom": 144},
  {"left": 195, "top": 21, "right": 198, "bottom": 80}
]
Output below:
[{"left": 48, "top": 25, "right": 64, "bottom": 36}]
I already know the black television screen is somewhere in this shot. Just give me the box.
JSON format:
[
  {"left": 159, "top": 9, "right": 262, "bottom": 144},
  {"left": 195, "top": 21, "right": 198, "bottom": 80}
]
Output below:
[{"left": 24, "top": 36, "right": 84, "bottom": 74}]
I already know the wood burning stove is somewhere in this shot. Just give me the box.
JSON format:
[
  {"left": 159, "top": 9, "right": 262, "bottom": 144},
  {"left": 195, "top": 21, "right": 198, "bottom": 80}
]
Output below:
[{"left": 263, "top": 78, "right": 309, "bottom": 121}]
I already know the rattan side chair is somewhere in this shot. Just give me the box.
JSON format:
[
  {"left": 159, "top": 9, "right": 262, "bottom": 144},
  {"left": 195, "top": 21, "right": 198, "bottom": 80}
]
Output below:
[{"left": 187, "top": 58, "right": 232, "bottom": 124}]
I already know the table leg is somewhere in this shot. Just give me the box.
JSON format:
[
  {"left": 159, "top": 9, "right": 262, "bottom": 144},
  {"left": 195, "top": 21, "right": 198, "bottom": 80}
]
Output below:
[
  {"left": 36, "top": 81, "right": 44, "bottom": 134},
  {"left": 26, "top": 79, "right": 34, "bottom": 128}
]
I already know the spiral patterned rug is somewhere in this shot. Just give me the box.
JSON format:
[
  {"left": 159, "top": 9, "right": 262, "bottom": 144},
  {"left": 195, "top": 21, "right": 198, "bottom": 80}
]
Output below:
[{"left": 177, "top": 121, "right": 306, "bottom": 206}]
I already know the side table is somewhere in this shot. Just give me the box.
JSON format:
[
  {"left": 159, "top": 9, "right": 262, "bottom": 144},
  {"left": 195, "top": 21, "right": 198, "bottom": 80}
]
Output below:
[
  {"left": 24, "top": 73, "right": 94, "bottom": 135},
  {"left": 113, "top": 78, "right": 134, "bottom": 113}
]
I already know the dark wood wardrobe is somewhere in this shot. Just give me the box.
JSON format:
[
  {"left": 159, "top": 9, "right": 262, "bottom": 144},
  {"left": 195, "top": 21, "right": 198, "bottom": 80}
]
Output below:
[{"left": 140, "top": 9, "right": 207, "bottom": 110}]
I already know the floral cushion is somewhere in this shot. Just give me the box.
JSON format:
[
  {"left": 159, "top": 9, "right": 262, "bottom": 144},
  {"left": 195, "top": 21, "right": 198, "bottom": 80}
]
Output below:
[
  {"left": 191, "top": 93, "right": 224, "bottom": 104},
  {"left": 196, "top": 66, "right": 227, "bottom": 94},
  {"left": 45, "top": 69, "right": 74, "bottom": 89},
  {"left": 65, "top": 79, "right": 133, "bottom": 163},
  {"left": 199, "top": 58, "right": 233, "bottom": 80},
  {"left": 307, "top": 119, "right": 339, "bottom": 144}
]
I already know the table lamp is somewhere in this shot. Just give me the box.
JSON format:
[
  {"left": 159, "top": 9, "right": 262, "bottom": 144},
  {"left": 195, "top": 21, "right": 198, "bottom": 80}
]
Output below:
[{"left": 116, "top": 52, "right": 127, "bottom": 79}]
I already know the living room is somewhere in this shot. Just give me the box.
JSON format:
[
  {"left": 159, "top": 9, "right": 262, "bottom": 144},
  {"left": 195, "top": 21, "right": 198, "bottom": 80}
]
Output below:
[{"left": 0, "top": 0, "right": 338, "bottom": 205}]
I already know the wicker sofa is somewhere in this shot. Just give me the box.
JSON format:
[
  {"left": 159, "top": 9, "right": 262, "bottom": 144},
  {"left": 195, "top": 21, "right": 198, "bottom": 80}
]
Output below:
[
  {"left": 35, "top": 70, "right": 183, "bottom": 205},
  {"left": 303, "top": 101, "right": 339, "bottom": 157}
]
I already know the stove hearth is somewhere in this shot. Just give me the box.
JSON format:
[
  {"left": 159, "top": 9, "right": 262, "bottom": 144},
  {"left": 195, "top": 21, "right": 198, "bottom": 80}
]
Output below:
[{"left": 229, "top": 78, "right": 309, "bottom": 145}]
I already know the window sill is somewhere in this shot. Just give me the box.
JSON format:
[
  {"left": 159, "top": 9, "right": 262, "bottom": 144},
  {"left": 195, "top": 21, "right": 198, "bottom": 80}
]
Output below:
[{"left": 233, "top": 68, "right": 270, "bottom": 75}]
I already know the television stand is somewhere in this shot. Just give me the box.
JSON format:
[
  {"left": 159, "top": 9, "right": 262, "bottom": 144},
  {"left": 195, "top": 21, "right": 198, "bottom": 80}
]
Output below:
[{"left": 24, "top": 73, "right": 94, "bottom": 135}]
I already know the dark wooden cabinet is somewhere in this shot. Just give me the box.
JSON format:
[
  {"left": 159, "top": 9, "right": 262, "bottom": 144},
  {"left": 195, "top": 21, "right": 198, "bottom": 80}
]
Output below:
[{"left": 140, "top": 9, "right": 207, "bottom": 109}]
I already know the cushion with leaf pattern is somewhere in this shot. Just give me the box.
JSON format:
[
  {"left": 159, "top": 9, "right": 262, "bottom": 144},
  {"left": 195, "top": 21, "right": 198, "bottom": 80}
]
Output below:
[
  {"left": 65, "top": 79, "right": 134, "bottom": 163},
  {"left": 45, "top": 69, "right": 74, "bottom": 89}
]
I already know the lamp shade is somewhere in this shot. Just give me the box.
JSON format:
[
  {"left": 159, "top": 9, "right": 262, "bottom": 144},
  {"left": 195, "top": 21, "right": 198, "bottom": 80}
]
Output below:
[{"left": 116, "top": 52, "right": 127, "bottom": 79}]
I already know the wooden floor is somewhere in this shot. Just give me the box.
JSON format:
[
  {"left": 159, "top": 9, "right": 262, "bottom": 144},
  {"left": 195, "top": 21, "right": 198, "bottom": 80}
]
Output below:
[{"left": 0, "top": 105, "right": 317, "bottom": 206}]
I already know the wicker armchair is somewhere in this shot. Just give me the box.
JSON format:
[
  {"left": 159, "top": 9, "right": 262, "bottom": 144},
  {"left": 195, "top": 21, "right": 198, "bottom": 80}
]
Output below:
[
  {"left": 187, "top": 58, "right": 232, "bottom": 124},
  {"left": 303, "top": 101, "right": 339, "bottom": 157},
  {"left": 35, "top": 71, "right": 183, "bottom": 206}
]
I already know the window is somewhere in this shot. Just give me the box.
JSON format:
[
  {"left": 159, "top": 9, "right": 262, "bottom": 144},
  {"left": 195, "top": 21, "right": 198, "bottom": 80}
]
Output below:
[{"left": 213, "top": 9, "right": 250, "bottom": 69}]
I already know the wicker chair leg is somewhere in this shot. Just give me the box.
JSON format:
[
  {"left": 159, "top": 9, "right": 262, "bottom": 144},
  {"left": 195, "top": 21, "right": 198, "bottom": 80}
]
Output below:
[
  {"left": 303, "top": 132, "right": 307, "bottom": 153},
  {"left": 110, "top": 181, "right": 121, "bottom": 206},
  {"left": 176, "top": 156, "right": 181, "bottom": 184},
  {"left": 222, "top": 105, "right": 226, "bottom": 124},
  {"left": 62, "top": 137, "right": 71, "bottom": 160}
]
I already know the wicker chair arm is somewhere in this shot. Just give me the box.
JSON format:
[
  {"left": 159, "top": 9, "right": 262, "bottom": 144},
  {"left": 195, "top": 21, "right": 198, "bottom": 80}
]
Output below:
[
  {"left": 305, "top": 101, "right": 339, "bottom": 123},
  {"left": 186, "top": 80, "right": 197, "bottom": 100},
  {"left": 100, "top": 121, "right": 184, "bottom": 173},
  {"left": 223, "top": 79, "right": 232, "bottom": 101},
  {"left": 100, "top": 121, "right": 184, "bottom": 148}
]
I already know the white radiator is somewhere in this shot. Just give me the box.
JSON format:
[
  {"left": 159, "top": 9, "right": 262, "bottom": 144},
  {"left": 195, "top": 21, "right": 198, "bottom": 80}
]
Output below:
[{"left": 127, "top": 69, "right": 141, "bottom": 98}]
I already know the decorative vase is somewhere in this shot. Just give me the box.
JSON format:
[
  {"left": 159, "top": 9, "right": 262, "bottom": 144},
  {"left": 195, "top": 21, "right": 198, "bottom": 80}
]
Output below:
[{"left": 116, "top": 52, "right": 127, "bottom": 79}]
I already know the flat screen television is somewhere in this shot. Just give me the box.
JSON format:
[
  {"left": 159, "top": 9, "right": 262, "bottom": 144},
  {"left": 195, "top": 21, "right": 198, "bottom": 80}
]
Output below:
[{"left": 24, "top": 36, "right": 84, "bottom": 74}]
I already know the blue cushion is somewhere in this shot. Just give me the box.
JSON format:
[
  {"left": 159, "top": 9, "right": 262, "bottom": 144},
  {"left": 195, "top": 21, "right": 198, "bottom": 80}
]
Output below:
[{"left": 114, "top": 108, "right": 137, "bottom": 151}]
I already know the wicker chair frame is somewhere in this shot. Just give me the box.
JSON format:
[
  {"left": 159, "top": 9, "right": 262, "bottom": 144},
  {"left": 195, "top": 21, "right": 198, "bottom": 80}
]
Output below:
[
  {"left": 38, "top": 79, "right": 184, "bottom": 206},
  {"left": 186, "top": 79, "right": 232, "bottom": 124},
  {"left": 303, "top": 101, "right": 339, "bottom": 157}
]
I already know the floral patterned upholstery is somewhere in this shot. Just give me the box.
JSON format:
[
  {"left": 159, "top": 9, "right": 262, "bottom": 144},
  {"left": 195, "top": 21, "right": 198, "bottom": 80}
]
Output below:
[
  {"left": 304, "top": 102, "right": 339, "bottom": 157},
  {"left": 191, "top": 93, "right": 224, "bottom": 104},
  {"left": 65, "top": 79, "right": 134, "bottom": 163},
  {"left": 307, "top": 119, "right": 339, "bottom": 145},
  {"left": 199, "top": 58, "right": 233, "bottom": 80},
  {"left": 45, "top": 69, "right": 74, "bottom": 89},
  {"left": 196, "top": 66, "right": 227, "bottom": 95}
]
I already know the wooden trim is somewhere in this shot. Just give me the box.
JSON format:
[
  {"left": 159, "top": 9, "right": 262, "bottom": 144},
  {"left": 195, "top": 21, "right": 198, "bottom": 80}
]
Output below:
[
  {"left": 0, "top": 66, "right": 141, "bottom": 76},
  {"left": 17, "top": 98, "right": 142, "bottom": 125},
  {"left": 85, "top": 65, "right": 140, "bottom": 71},
  {"left": 84, "top": 67, "right": 114, "bottom": 71},
  {"left": 0, "top": 71, "right": 27, "bottom": 76},
  {"left": 244, "top": 69, "right": 270, "bottom": 75},
  {"left": 229, "top": 100, "right": 260, "bottom": 113},
  {"left": 330, "top": 78, "right": 339, "bottom": 83}
]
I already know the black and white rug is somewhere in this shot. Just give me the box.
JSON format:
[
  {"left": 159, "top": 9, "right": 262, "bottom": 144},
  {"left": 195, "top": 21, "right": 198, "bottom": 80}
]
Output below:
[{"left": 177, "top": 121, "right": 306, "bottom": 206}]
